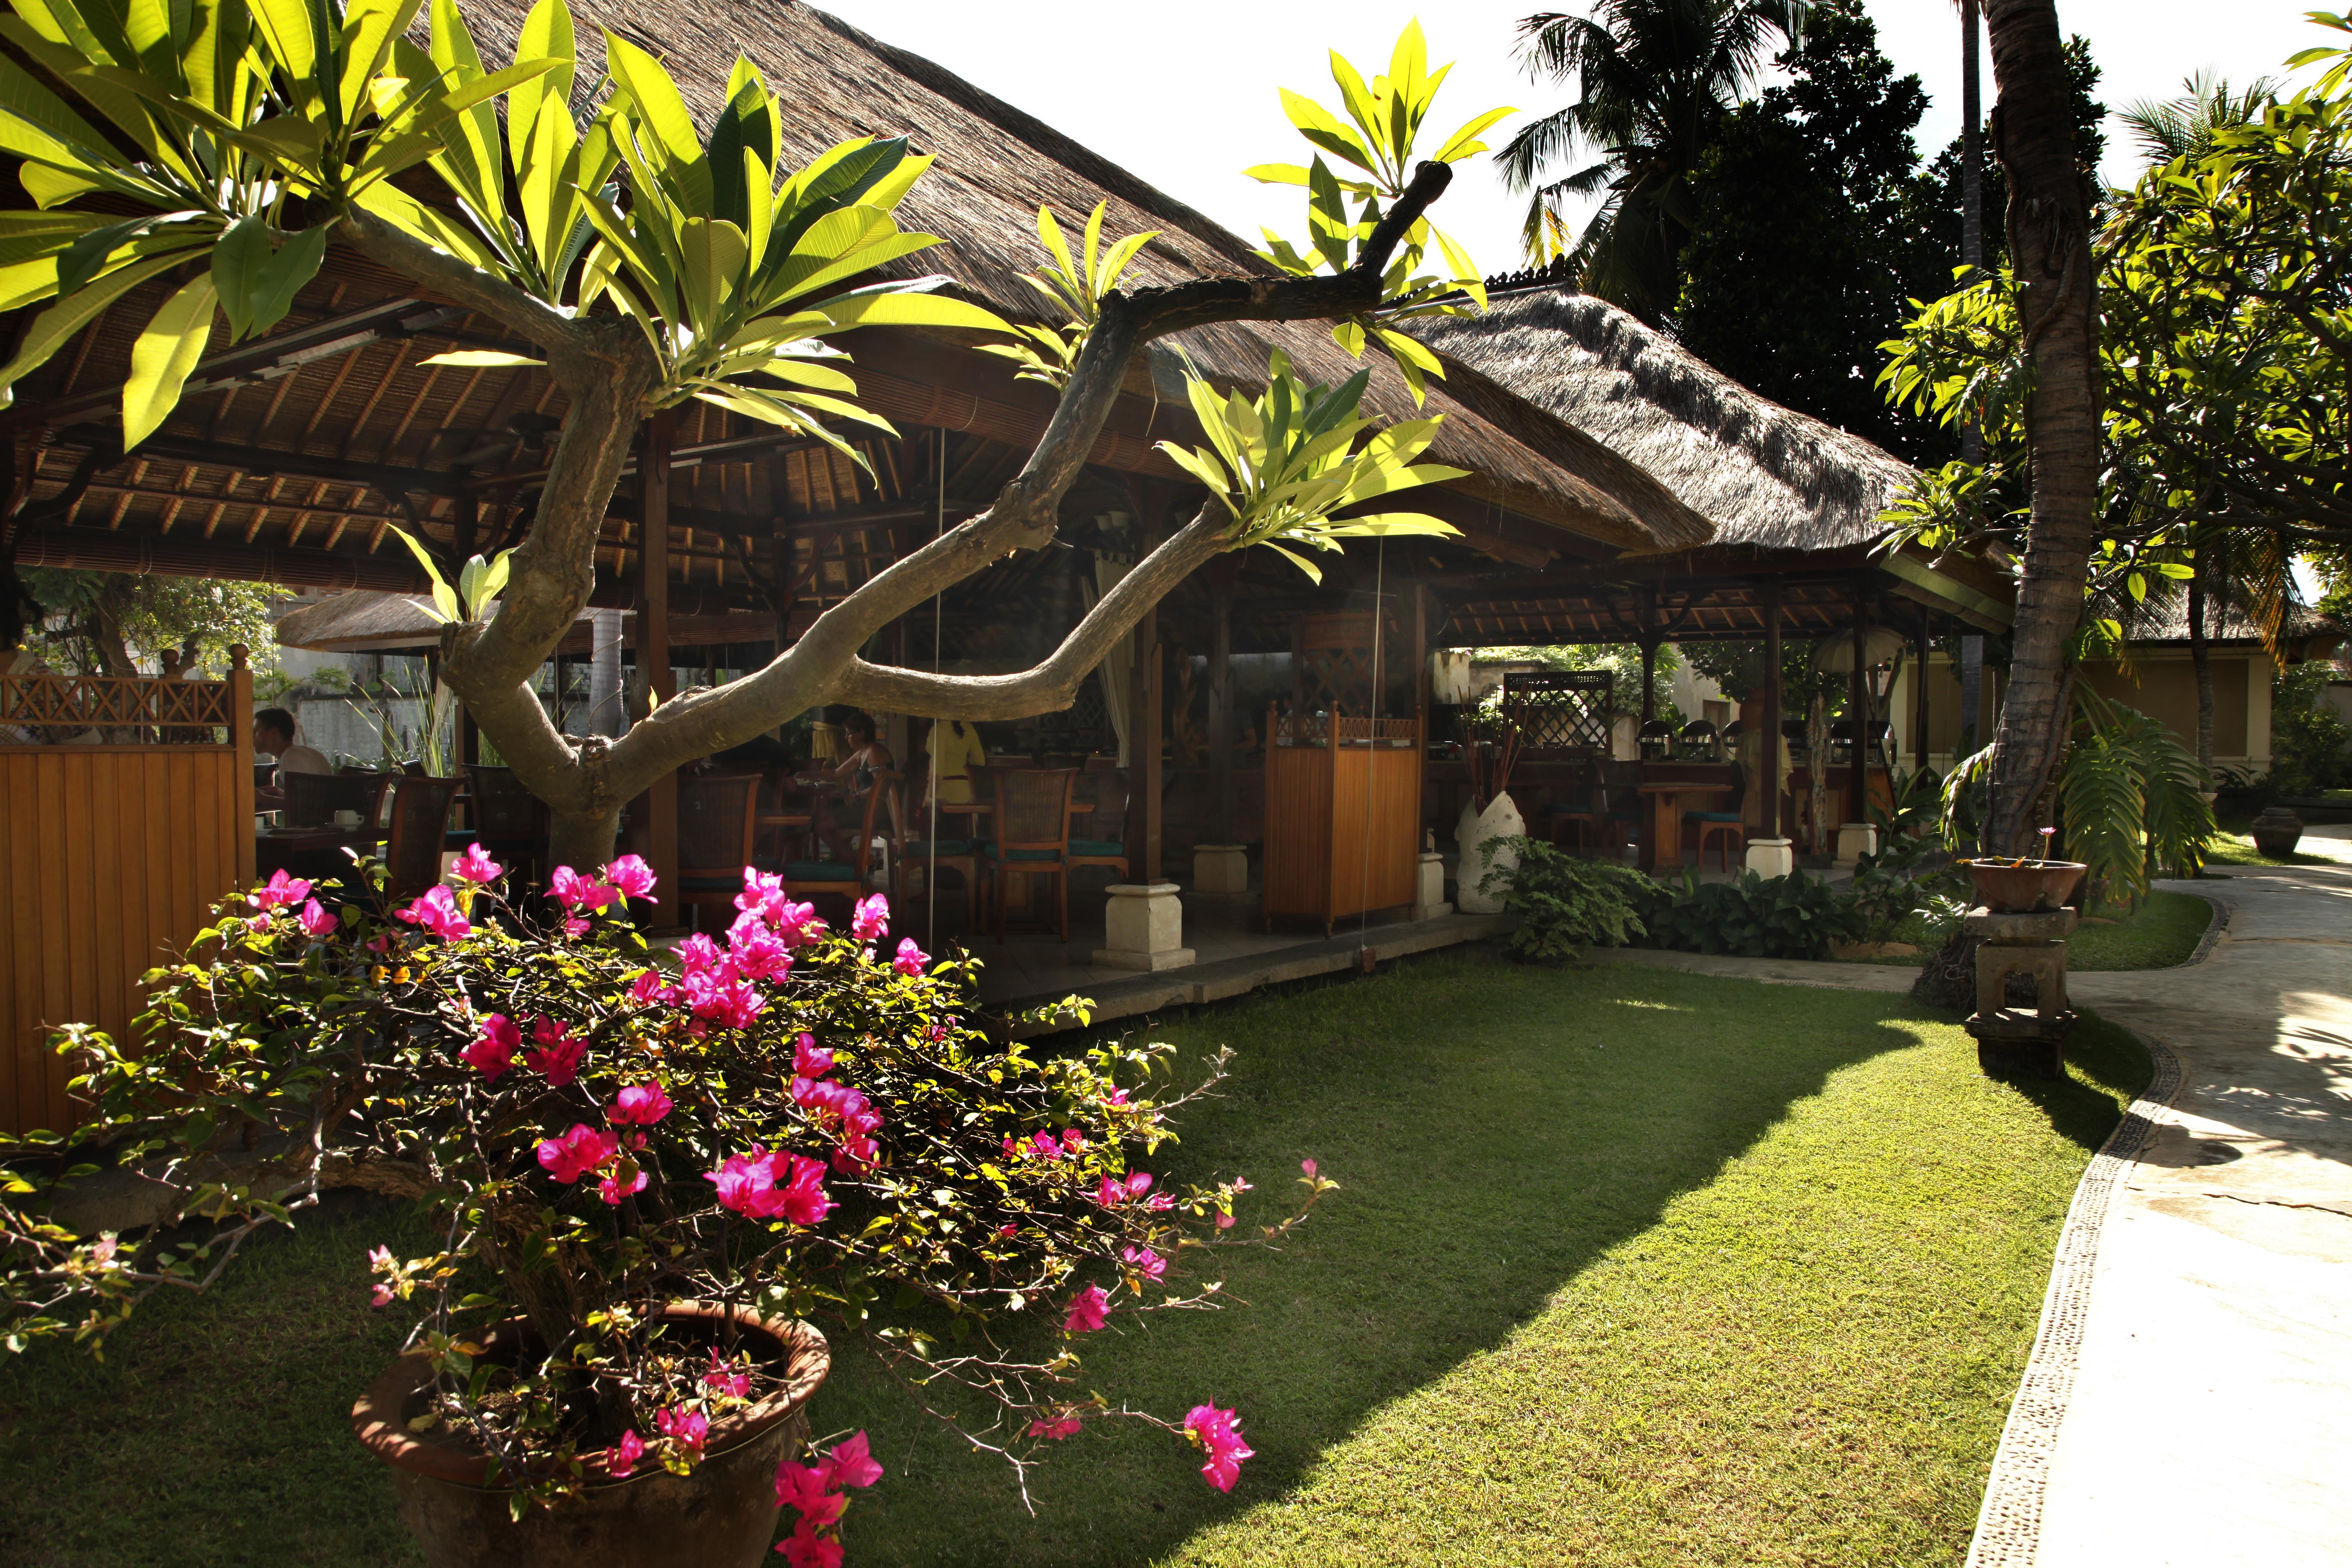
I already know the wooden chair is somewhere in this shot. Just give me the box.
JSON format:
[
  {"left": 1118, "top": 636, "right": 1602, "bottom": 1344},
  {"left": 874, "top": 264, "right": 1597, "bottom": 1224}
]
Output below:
[
  {"left": 457, "top": 764, "right": 549, "bottom": 885},
  {"left": 283, "top": 769, "right": 387, "bottom": 828},
  {"left": 1553, "top": 761, "right": 1644, "bottom": 859},
  {"left": 782, "top": 772, "right": 890, "bottom": 912},
  {"left": 675, "top": 774, "right": 761, "bottom": 931},
  {"left": 1684, "top": 763, "right": 1747, "bottom": 873},
  {"left": 981, "top": 767, "right": 1077, "bottom": 944},
  {"left": 1065, "top": 767, "right": 1130, "bottom": 882},
  {"left": 893, "top": 769, "right": 983, "bottom": 928},
  {"left": 381, "top": 776, "right": 464, "bottom": 900}
]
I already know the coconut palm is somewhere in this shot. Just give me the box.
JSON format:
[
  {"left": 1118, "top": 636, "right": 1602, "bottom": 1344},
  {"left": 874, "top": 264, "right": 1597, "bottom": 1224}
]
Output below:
[
  {"left": 1498, "top": 0, "right": 1806, "bottom": 322},
  {"left": 2117, "top": 70, "right": 2279, "bottom": 165}
]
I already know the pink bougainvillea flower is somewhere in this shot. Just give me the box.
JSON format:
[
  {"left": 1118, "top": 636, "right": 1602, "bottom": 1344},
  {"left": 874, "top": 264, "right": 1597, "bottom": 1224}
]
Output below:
[
  {"left": 296, "top": 898, "right": 338, "bottom": 939},
  {"left": 793, "top": 1034, "right": 833, "bottom": 1080},
  {"left": 682, "top": 968, "right": 766, "bottom": 1031},
  {"left": 825, "top": 1431, "right": 883, "bottom": 1490},
  {"left": 778, "top": 1525, "right": 844, "bottom": 1568},
  {"left": 727, "top": 921, "right": 792, "bottom": 983},
  {"left": 1216, "top": 1210, "right": 1235, "bottom": 1229},
  {"left": 598, "top": 1162, "right": 648, "bottom": 1205},
  {"left": 366, "top": 1244, "right": 396, "bottom": 1307},
  {"left": 537, "top": 1124, "right": 617, "bottom": 1184},
  {"left": 774, "top": 898, "right": 825, "bottom": 949},
  {"left": 463, "top": 1014, "right": 520, "bottom": 1082},
  {"left": 707, "top": 1148, "right": 834, "bottom": 1225},
  {"left": 609, "top": 1082, "right": 673, "bottom": 1127},
  {"left": 606, "top": 1429, "right": 646, "bottom": 1479},
  {"left": 891, "top": 937, "right": 928, "bottom": 977},
  {"left": 1103, "top": 1086, "right": 1132, "bottom": 1107},
  {"left": 676, "top": 933, "right": 725, "bottom": 978},
  {"left": 704, "top": 1350, "right": 751, "bottom": 1400},
  {"left": 561, "top": 916, "right": 591, "bottom": 939},
  {"left": 1121, "top": 1245, "right": 1168, "bottom": 1283},
  {"left": 246, "top": 869, "right": 312, "bottom": 911},
  {"left": 655, "top": 1405, "right": 709, "bottom": 1461},
  {"left": 629, "top": 968, "right": 678, "bottom": 1006},
  {"left": 1300, "top": 1158, "right": 1318, "bottom": 1181},
  {"left": 448, "top": 843, "right": 503, "bottom": 885},
  {"left": 1026, "top": 1131, "right": 1063, "bottom": 1162},
  {"left": 524, "top": 1019, "right": 586, "bottom": 1087},
  {"left": 735, "top": 865, "right": 786, "bottom": 918},
  {"left": 1060, "top": 1129, "right": 1086, "bottom": 1154},
  {"left": 1028, "top": 1416, "right": 1084, "bottom": 1441},
  {"left": 851, "top": 892, "right": 890, "bottom": 941},
  {"left": 603, "top": 853, "right": 658, "bottom": 901},
  {"left": 548, "top": 865, "right": 619, "bottom": 914},
  {"left": 1095, "top": 1171, "right": 1155, "bottom": 1208},
  {"left": 774, "top": 1458, "right": 830, "bottom": 1513},
  {"left": 1063, "top": 1283, "right": 1110, "bottom": 1333},
  {"left": 395, "top": 883, "right": 471, "bottom": 940},
  {"left": 1184, "top": 1404, "right": 1253, "bottom": 1492}
]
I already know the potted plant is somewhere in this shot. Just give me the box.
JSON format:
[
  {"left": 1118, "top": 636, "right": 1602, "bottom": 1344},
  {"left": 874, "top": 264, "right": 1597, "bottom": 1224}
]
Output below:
[
  {"left": 1455, "top": 704, "right": 1525, "bottom": 914},
  {"left": 8, "top": 850, "right": 1328, "bottom": 1566},
  {"left": 1965, "top": 827, "right": 2088, "bottom": 912}
]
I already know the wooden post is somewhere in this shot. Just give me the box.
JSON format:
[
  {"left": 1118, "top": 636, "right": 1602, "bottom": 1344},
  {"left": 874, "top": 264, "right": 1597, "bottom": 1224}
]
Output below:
[
  {"left": 1761, "top": 580, "right": 1782, "bottom": 842},
  {"left": 1208, "top": 569, "right": 1233, "bottom": 843},
  {"left": 640, "top": 413, "right": 678, "bottom": 916},
  {"left": 230, "top": 645, "right": 255, "bottom": 885},
  {"left": 1143, "top": 641, "right": 1163, "bottom": 882},
  {"left": 1129, "top": 481, "right": 1167, "bottom": 883},
  {"left": 1849, "top": 586, "right": 1870, "bottom": 827},
  {"left": 1915, "top": 612, "right": 1934, "bottom": 768},
  {"left": 1638, "top": 584, "right": 1658, "bottom": 727}
]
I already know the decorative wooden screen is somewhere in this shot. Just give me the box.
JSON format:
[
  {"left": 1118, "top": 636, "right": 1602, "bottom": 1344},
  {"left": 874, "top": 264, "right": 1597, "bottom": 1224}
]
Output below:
[
  {"left": 1294, "top": 611, "right": 1408, "bottom": 715},
  {"left": 1502, "top": 669, "right": 1614, "bottom": 749},
  {"left": 0, "top": 673, "right": 235, "bottom": 738},
  {"left": 785, "top": 520, "right": 902, "bottom": 634}
]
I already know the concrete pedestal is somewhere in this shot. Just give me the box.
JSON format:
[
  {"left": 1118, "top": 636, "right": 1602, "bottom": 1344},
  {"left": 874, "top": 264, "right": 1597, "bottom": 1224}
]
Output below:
[
  {"left": 1963, "top": 905, "right": 2079, "bottom": 1080},
  {"left": 1410, "top": 851, "right": 1452, "bottom": 922},
  {"left": 1743, "top": 837, "right": 1795, "bottom": 878},
  {"left": 1091, "top": 882, "right": 1196, "bottom": 971},
  {"left": 1192, "top": 844, "right": 1249, "bottom": 895},
  {"left": 1833, "top": 823, "right": 1878, "bottom": 867}
]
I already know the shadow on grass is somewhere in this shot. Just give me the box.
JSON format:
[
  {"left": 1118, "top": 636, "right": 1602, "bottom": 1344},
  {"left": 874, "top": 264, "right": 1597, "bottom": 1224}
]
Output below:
[
  {"left": 811, "top": 946, "right": 2000, "bottom": 1568},
  {"left": 1996, "top": 1009, "right": 2153, "bottom": 1156}
]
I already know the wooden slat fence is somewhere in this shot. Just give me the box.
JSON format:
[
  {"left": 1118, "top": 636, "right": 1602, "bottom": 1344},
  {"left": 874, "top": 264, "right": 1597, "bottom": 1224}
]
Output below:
[{"left": 0, "top": 657, "right": 253, "bottom": 1134}]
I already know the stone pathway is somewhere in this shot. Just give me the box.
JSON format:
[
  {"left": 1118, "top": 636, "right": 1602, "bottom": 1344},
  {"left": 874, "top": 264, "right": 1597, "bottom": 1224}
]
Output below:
[{"left": 1598, "top": 868, "right": 2352, "bottom": 1565}]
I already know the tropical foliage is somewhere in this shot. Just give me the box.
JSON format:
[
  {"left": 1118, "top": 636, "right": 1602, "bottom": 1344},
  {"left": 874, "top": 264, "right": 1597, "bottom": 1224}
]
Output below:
[
  {"left": 976, "top": 201, "right": 1161, "bottom": 389},
  {"left": 1632, "top": 867, "right": 1865, "bottom": 962},
  {"left": 1479, "top": 838, "right": 1649, "bottom": 964},
  {"left": 2058, "top": 688, "right": 2214, "bottom": 908},
  {"left": 18, "top": 568, "right": 283, "bottom": 678}
]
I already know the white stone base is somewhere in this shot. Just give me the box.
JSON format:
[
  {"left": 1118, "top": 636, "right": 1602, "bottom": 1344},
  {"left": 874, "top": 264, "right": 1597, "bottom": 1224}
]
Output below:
[
  {"left": 1410, "top": 850, "right": 1452, "bottom": 921},
  {"left": 1192, "top": 843, "right": 1249, "bottom": 895},
  {"left": 1091, "top": 882, "right": 1195, "bottom": 971},
  {"left": 1834, "top": 823, "right": 1878, "bottom": 867},
  {"left": 1744, "top": 837, "right": 1795, "bottom": 878}
]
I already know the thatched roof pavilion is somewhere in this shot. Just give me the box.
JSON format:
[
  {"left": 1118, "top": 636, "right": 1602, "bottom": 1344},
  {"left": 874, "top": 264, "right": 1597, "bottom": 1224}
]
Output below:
[{"left": 1411, "top": 282, "right": 2014, "bottom": 648}]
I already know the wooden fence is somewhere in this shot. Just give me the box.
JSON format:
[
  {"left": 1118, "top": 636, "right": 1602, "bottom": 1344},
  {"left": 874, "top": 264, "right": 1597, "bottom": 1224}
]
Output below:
[{"left": 0, "top": 657, "right": 253, "bottom": 1134}]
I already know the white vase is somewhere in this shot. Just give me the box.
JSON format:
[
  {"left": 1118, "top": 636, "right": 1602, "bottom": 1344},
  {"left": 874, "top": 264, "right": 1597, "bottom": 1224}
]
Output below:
[{"left": 1455, "top": 791, "right": 1524, "bottom": 914}]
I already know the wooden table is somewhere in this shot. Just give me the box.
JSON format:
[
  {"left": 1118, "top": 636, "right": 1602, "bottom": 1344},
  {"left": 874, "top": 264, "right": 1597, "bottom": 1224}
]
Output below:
[
  {"left": 1637, "top": 782, "right": 1736, "bottom": 873},
  {"left": 256, "top": 825, "right": 385, "bottom": 881}
]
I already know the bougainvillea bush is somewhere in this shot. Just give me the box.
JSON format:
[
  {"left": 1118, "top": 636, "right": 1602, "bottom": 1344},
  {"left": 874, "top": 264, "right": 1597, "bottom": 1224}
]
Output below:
[{"left": 1, "top": 851, "right": 1326, "bottom": 1560}]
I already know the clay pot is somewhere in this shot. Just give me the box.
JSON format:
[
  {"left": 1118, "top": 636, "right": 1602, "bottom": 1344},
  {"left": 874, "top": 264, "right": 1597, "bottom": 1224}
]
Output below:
[
  {"left": 1965, "top": 859, "right": 2087, "bottom": 913},
  {"left": 352, "top": 1303, "right": 828, "bottom": 1568},
  {"left": 2250, "top": 805, "right": 2305, "bottom": 858}
]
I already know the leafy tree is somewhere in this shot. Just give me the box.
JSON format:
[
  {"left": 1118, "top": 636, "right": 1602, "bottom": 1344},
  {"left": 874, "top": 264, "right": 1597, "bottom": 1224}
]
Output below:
[
  {"left": 0, "top": 2, "right": 1504, "bottom": 867},
  {"left": 18, "top": 567, "right": 284, "bottom": 678},
  {"left": 1677, "top": 0, "right": 1947, "bottom": 460},
  {"left": 1498, "top": 0, "right": 1807, "bottom": 323}
]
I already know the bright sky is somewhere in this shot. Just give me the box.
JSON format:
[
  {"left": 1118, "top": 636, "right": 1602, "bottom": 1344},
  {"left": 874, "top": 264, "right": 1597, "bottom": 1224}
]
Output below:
[{"left": 816, "top": 0, "right": 2330, "bottom": 278}]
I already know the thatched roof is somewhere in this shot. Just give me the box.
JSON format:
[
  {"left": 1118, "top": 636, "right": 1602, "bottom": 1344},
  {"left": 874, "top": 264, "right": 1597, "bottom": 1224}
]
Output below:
[
  {"left": 1412, "top": 285, "right": 1916, "bottom": 553},
  {"left": 2122, "top": 595, "right": 2345, "bottom": 650},
  {"left": 437, "top": 0, "right": 1708, "bottom": 555}
]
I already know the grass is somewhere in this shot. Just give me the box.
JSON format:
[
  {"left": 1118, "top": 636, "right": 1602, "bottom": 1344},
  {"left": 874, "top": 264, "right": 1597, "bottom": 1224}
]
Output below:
[
  {"left": 2204, "top": 815, "right": 2338, "bottom": 869},
  {"left": 0, "top": 953, "right": 2148, "bottom": 1568},
  {"left": 1873, "top": 889, "right": 2214, "bottom": 972}
]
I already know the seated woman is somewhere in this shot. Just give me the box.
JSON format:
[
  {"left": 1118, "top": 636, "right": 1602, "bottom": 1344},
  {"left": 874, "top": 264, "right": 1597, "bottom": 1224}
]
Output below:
[{"left": 801, "top": 711, "right": 893, "bottom": 864}]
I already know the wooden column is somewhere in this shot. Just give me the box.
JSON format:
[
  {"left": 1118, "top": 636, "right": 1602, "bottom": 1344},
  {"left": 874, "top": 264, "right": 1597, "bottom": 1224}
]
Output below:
[
  {"left": 1208, "top": 567, "right": 1233, "bottom": 843},
  {"left": 1123, "top": 482, "right": 1168, "bottom": 882},
  {"left": 1915, "top": 612, "right": 1934, "bottom": 768},
  {"left": 1638, "top": 584, "right": 1658, "bottom": 727},
  {"left": 1761, "top": 580, "right": 1782, "bottom": 841},
  {"left": 639, "top": 413, "right": 678, "bottom": 912},
  {"left": 230, "top": 646, "right": 256, "bottom": 885},
  {"left": 1849, "top": 586, "right": 1871, "bottom": 827}
]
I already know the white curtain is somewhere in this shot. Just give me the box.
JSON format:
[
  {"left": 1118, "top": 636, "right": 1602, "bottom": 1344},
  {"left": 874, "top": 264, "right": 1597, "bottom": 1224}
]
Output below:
[{"left": 1083, "top": 549, "right": 1135, "bottom": 766}]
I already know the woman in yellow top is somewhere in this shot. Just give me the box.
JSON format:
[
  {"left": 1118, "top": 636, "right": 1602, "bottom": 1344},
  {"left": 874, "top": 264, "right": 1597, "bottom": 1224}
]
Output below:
[{"left": 925, "top": 718, "right": 988, "bottom": 807}]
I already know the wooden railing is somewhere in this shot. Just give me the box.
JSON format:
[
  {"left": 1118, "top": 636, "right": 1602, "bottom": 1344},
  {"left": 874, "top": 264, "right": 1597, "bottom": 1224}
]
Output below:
[{"left": 0, "top": 652, "right": 253, "bottom": 1133}]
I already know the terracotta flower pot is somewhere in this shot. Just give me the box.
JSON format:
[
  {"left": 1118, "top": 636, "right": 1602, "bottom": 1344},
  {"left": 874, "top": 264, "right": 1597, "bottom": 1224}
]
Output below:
[
  {"left": 2250, "top": 805, "right": 2305, "bottom": 858},
  {"left": 352, "top": 1303, "right": 828, "bottom": 1568},
  {"left": 1965, "top": 859, "right": 2088, "bottom": 914}
]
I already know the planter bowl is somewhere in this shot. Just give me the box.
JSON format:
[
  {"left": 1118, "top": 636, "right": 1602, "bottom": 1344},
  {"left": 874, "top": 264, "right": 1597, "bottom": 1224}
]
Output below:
[
  {"left": 352, "top": 1302, "right": 828, "bottom": 1568},
  {"left": 2250, "top": 805, "right": 2306, "bottom": 858},
  {"left": 1965, "top": 859, "right": 2087, "bottom": 914}
]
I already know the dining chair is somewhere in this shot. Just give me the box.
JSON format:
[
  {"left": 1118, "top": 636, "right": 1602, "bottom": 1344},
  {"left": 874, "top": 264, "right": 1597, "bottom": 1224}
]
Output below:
[
  {"left": 1065, "top": 768, "right": 1130, "bottom": 882},
  {"left": 783, "top": 771, "right": 891, "bottom": 912},
  {"left": 457, "top": 765, "right": 549, "bottom": 885},
  {"left": 381, "top": 776, "right": 464, "bottom": 900},
  {"left": 283, "top": 770, "right": 389, "bottom": 830},
  {"left": 1684, "top": 762, "right": 1747, "bottom": 873},
  {"left": 893, "top": 769, "right": 983, "bottom": 929},
  {"left": 674, "top": 774, "right": 761, "bottom": 931},
  {"left": 981, "top": 767, "right": 1076, "bottom": 944}
]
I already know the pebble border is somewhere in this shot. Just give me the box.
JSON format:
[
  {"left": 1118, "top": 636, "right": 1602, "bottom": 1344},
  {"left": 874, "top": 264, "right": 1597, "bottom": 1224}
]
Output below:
[{"left": 1962, "top": 1027, "right": 2187, "bottom": 1568}]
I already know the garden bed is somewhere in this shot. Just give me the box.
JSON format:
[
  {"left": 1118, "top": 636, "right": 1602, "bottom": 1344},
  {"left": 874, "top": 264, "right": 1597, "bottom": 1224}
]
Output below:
[{"left": 0, "top": 952, "right": 2148, "bottom": 1568}]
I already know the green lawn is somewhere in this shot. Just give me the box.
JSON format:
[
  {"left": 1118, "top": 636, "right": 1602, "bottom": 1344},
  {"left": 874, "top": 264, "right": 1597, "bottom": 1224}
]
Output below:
[
  {"left": 0, "top": 953, "right": 2147, "bottom": 1568},
  {"left": 1876, "top": 889, "right": 2213, "bottom": 972},
  {"left": 2205, "top": 815, "right": 2337, "bottom": 869}
]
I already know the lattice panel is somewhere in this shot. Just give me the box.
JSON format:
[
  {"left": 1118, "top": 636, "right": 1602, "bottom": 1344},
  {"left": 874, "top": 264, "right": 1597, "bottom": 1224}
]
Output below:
[
  {"left": 1502, "top": 669, "right": 1613, "bottom": 749},
  {"left": 1295, "top": 611, "right": 1408, "bottom": 716},
  {"left": 0, "top": 674, "right": 233, "bottom": 734}
]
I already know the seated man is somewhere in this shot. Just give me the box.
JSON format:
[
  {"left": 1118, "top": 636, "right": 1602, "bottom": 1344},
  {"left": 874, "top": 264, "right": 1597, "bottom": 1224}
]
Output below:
[{"left": 255, "top": 706, "right": 331, "bottom": 805}]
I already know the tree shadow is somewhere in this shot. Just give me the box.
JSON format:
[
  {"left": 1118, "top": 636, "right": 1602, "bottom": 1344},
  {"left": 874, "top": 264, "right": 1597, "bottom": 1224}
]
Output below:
[{"left": 810, "top": 950, "right": 1978, "bottom": 1567}]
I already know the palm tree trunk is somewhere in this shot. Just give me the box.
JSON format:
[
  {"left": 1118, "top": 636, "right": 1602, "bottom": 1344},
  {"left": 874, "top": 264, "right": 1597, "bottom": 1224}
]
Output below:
[
  {"left": 1981, "top": 0, "right": 2101, "bottom": 853},
  {"left": 1960, "top": 0, "right": 1988, "bottom": 465},
  {"left": 2188, "top": 542, "right": 2215, "bottom": 774}
]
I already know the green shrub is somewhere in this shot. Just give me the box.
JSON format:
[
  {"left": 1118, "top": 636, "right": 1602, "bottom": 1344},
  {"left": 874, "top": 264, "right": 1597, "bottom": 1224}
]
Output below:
[
  {"left": 1480, "top": 837, "right": 1648, "bottom": 964},
  {"left": 2271, "top": 660, "right": 2352, "bottom": 796},
  {"left": 1634, "top": 869, "right": 1866, "bottom": 961}
]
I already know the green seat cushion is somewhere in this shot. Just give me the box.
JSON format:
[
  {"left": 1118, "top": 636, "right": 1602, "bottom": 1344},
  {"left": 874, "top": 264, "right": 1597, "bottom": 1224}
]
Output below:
[
  {"left": 1066, "top": 839, "right": 1128, "bottom": 858},
  {"left": 982, "top": 844, "right": 1063, "bottom": 862},
  {"left": 785, "top": 861, "right": 859, "bottom": 884},
  {"left": 1683, "top": 811, "right": 1744, "bottom": 824},
  {"left": 903, "top": 840, "right": 973, "bottom": 857}
]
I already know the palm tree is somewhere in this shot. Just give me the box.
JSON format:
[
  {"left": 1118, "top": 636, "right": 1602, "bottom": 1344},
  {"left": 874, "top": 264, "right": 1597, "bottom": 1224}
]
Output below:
[
  {"left": 2117, "top": 70, "right": 2278, "bottom": 164},
  {"left": 1958, "top": 0, "right": 1986, "bottom": 278},
  {"left": 1500, "top": 0, "right": 1807, "bottom": 322}
]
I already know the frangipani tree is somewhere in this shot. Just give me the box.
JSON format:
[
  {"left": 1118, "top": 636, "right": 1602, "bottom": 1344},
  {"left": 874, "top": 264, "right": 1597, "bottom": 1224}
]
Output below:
[{"left": 0, "top": 0, "right": 1502, "bottom": 867}]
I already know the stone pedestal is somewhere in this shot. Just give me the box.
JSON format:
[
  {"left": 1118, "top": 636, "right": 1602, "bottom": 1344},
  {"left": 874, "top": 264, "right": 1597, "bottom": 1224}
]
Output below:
[
  {"left": 1192, "top": 844, "right": 1249, "bottom": 895},
  {"left": 1833, "top": 823, "right": 1877, "bottom": 867},
  {"left": 1092, "top": 882, "right": 1195, "bottom": 971},
  {"left": 1410, "top": 851, "right": 1452, "bottom": 922},
  {"left": 1744, "top": 837, "right": 1795, "bottom": 878},
  {"left": 1962, "top": 905, "right": 2078, "bottom": 1079}
]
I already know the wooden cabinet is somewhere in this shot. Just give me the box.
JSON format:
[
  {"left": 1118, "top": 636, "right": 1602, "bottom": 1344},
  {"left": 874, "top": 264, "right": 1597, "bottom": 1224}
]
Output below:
[{"left": 1260, "top": 708, "right": 1421, "bottom": 932}]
